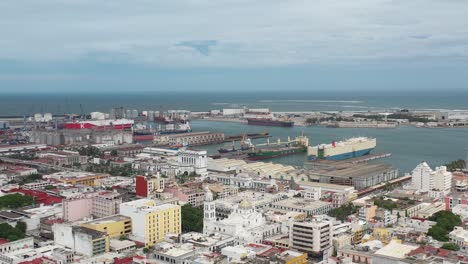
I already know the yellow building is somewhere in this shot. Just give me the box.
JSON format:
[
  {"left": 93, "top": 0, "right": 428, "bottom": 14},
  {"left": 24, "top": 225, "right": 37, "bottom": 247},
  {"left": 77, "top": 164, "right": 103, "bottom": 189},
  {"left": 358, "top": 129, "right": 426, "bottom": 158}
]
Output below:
[
  {"left": 80, "top": 215, "right": 132, "bottom": 238},
  {"left": 119, "top": 199, "right": 181, "bottom": 247},
  {"left": 280, "top": 250, "right": 307, "bottom": 264},
  {"left": 61, "top": 173, "right": 109, "bottom": 186},
  {"left": 373, "top": 228, "right": 392, "bottom": 244}
]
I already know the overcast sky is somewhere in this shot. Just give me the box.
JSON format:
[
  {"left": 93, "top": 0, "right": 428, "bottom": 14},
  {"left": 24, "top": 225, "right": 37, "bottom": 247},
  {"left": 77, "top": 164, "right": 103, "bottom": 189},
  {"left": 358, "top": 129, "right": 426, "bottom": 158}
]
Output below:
[{"left": 1, "top": 0, "right": 467, "bottom": 93}]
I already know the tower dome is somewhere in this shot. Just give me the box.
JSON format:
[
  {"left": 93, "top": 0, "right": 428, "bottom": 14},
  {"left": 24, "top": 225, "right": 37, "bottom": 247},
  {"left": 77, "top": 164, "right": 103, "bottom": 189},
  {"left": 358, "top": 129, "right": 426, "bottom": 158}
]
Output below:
[{"left": 239, "top": 200, "right": 253, "bottom": 210}]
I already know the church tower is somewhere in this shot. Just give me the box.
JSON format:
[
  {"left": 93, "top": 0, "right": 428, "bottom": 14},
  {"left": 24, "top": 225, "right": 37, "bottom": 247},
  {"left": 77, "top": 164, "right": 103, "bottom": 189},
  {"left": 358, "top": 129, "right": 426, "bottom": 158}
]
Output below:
[{"left": 203, "top": 186, "right": 216, "bottom": 235}]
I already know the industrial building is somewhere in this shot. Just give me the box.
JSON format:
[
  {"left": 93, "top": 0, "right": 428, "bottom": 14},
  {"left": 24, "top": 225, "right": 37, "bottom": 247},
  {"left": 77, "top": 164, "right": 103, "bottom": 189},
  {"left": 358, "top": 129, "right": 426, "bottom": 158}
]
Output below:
[
  {"left": 154, "top": 131, "right": 224, "bottom": 146},
  {"left": 309, "top": 163, "right": 399, "bottom": 190},
  {"left": 29, "top": 129, "right": 133, "bottom": 146}
]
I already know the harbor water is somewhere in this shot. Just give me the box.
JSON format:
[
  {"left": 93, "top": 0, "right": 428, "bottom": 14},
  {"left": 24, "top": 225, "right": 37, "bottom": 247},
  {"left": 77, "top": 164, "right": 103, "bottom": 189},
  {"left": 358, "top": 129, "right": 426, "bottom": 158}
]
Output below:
[{"left": 191, "top": 120, "right": 468, "bottom": 174}]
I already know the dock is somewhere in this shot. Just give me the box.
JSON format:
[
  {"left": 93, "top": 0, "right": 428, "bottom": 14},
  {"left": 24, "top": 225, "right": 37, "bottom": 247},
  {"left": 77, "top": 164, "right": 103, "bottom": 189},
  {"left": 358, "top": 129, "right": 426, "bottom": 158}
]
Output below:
[
  {"left": 304, "top": 152, "right": 392, "bottom": 169},
  {"left": 223, "top": 133, "right": 270, "bottom": 142}
]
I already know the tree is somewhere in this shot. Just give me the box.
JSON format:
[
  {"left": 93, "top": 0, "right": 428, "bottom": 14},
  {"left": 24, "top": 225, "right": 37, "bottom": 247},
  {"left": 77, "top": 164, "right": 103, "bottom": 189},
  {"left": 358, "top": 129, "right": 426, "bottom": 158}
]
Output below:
[
  {"left": 0, "top": 194, "right": 35, "bottom": 209},
  {"left": 328, "top": 203, "right": 359, "bottom": 221},
  {"left": 143, "top": 247, "right": 150, "bottom": 253},
  {"left": 428, "top": 211, "right": 462, "bottom": 242},
  {"left": 0, "top": 223, "right": 26, "bottom": 241},
  {"left": 441, "top": 242, "right": 460, "bottom": 251},
  {"left": 16, "top": 222, "right": 27, "bottom": 233},
  {"left": 110, "top": 149, "right": 118, "bottom": 157},
  {"left": 181, "top": 204, "right": 204, "bottom": 232},
  {"left": 445, "top": 159, "right": 466, "bottom": 172}
]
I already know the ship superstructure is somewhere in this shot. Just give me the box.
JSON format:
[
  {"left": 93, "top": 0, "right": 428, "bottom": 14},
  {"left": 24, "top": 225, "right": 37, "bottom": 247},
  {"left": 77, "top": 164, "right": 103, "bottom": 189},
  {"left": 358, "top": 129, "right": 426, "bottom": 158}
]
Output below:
[{"left": 307, "top": 137, "right": 376, "bottom": 161}]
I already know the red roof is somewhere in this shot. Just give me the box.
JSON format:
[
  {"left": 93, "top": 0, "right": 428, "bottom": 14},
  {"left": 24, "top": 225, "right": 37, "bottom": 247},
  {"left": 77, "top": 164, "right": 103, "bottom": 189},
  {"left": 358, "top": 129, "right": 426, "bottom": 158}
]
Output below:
[
  {"left": 43, "top": 219, "right": 64, "bottom": 225},
  {"left": 113, "top": 257, "right": 134, "bottom": 264},
  {"left": 0, "top": 238, "right": 9, "bottom": 245},
  {"left": 18, "top": 257, "right": 53, "bottom": 264},
  {"left": 7, "top": 188, "right": 62, "bottom": 205}
]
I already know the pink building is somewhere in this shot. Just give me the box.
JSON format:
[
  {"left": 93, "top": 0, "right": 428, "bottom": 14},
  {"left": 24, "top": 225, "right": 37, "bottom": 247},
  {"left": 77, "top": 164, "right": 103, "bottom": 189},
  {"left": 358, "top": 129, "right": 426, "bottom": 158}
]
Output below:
[
  {"left": 63, "top": 191, "right": 121, "bottom": 221},
  {"left": 164, "top": 184, "right": 205, "bottom": 207}
]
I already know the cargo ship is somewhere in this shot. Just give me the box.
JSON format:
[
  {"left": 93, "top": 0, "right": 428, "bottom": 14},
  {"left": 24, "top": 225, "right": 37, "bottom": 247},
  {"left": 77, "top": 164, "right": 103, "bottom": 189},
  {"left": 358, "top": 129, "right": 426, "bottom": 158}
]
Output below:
[
  {"left": 64, "top": 119, "right": 134, "bottom": 130},
  {"left": 247, "top": 118, "right": 294, "bottom": 127},
  {"left": 247, "top": 135, "right": 309, "bottom": 160},
  {"left": 218, "top": 137, "right": 254, "bottom": 153},
  {"left": 307, "top": 137, "right": 376, "bottom": 161}
]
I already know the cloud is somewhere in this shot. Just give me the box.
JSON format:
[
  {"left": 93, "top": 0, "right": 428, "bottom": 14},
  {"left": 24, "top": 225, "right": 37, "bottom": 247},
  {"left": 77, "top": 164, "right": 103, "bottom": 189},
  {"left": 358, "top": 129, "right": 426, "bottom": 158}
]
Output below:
[
  {"left": 0, "top": 0, "right": 467, "bottom": 67},
  {"left": 176, "top": 40, "right": 218, "bottom": 56}
]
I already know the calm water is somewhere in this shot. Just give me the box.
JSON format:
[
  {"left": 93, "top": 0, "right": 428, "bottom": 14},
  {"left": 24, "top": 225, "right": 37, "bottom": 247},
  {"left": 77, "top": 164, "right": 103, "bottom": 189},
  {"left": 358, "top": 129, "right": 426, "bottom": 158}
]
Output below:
[
  {"left": 191, "top": 120, "right": 468, "bottom": 174},
  {"left": 1, "top": 91, "right": 468, "bottom": 116},
  {"left": 1, "top": 92, "right": 467, "bottom": 173}
]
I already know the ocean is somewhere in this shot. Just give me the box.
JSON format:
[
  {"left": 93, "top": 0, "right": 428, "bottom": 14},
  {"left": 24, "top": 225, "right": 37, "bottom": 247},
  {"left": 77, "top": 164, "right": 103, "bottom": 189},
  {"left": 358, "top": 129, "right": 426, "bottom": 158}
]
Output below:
[
  {"left": 1, "top": 91, "right": 467, "bottom": 174},
  {"left": 0, "top": 91, "right": 468, "bottom": 116}
]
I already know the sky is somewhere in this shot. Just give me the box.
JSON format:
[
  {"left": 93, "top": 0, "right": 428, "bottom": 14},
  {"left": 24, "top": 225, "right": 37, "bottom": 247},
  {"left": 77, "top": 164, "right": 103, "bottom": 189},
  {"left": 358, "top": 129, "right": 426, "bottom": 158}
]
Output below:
[{"left": 0, "top": 0, "right": 468, "bottom": 93}]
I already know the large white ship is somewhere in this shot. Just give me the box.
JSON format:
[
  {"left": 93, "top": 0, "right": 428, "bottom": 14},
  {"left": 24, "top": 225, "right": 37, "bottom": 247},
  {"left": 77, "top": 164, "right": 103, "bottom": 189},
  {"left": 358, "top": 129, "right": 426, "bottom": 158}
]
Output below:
[
  {"left": 307, "top": 137, "right": 376, "bottom": 161},
  {"left": 64, "top": 119, "right": 134, "bottom": 130}
]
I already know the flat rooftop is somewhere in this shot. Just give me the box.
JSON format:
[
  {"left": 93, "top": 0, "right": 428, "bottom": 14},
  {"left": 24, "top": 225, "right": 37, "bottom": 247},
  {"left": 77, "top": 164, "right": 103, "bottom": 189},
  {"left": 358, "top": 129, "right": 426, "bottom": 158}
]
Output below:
[
  {"left": 84, "top": 214, "right": 130, "bottom": 225},
  {"left": 298, "top": 181, "right": 355, "bottom": 191},
  {"left": 312, "top": 163, "right": 396, "bottom": 178},
  {"left": 271, "top": 198, "right": 330, "bottom": 211}
]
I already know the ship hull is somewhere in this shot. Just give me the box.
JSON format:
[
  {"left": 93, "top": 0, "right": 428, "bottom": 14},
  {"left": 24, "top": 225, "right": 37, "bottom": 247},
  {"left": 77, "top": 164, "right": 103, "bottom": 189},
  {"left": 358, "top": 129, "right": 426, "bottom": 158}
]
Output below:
[
  {"left": 308, "top": 147, "right": 374, "bottom": 161},
  {"left": 247, "top": 119, "right": 294, "bottom": 127},
  {"left": 247, "top": 147, "right": 306, "bottom": 160},
  {"left": 64, "top": 123, "right": 132, "bottom": 130}
]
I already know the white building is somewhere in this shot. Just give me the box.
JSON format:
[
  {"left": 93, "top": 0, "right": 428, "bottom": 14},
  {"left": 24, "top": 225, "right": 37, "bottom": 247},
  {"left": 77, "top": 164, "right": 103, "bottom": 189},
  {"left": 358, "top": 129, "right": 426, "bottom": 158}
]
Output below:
[
  {"left": 290, "top": 216, "right": 333, "bottom": 258},
  {"left": 203, "top": 188, "right": 282, "bottom": 245},
  {"left": 53, "top": 223, "right": 109, "bottom": 257},
  {"left": 452, "top": 204, "right": 468, "bottom": 220},
  {"left": 178, "top": 149, "right": 207, "bottom": 177},
  {"left": 449, "top": 226, "right": 468, "bottom": 247},
  {"left": 304, "top": 187, "right": 322, "bottom": 201},
  {"left": 409, "top": 162, "right": 452, "bottom": 194},
  {"left": 222, "top": 108, "right": 245, "bottom": 116},
  {"left": 0, "top": 237, "right": 34, "bottom": 255}
]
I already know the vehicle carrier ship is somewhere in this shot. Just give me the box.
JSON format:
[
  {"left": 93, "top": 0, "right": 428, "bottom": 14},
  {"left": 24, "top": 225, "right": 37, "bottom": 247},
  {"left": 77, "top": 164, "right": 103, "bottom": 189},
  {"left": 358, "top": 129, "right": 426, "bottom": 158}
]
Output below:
[
  {"left": 64, "top": 119, "right": 134, "bottom": 130},
  {"left": 307, "top": 137, "right": 376, "bottom": 161},
  {"left": 247, "top": 135, "right": 309, "bottom": 160},
  {"left": 247, "top": 118, "right": 294, "bottom": 127}
]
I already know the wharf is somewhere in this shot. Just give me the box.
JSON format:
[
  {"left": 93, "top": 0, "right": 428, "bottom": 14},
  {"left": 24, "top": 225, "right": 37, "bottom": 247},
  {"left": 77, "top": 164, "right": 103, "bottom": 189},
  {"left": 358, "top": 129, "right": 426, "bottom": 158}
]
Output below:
[
  {"left": 223, "top": 133, "right": 270, "bottom": 142},
  {"left": 304, "top": 152, "right": 391, "bottom": 170}
]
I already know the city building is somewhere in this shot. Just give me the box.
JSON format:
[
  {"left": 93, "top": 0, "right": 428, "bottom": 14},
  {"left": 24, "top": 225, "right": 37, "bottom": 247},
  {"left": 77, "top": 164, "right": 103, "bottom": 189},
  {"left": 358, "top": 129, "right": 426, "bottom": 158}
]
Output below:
[
  {"left": 214, "top": 191, "right": 287, "bottom": 219},
  {"left": 62, "top": 191, "right": 122, "bottom": 221},
  {"left": 358, "top": 204, "right": 377, "bottom": 222},
  {"left": 165, "top": 184, "right": 205, "bottom": 207},
  {"left": 178, "top": 149, "right": 208, "bottom": 177},
  {"left": 408, "top": 162, "right": 452, "bottom": 194},
  {"left": 37, "top": 150, "right": 87, "bottom": 166},
  {"left": 269, "top": 198, "right": 332, "bottom": 216},
  {"left": 119, "top": 199, "right": 181, "bottom": 246},
  {"left": 203, "top": 188, "right": 282, "bottom": 245},
  {"left": 449, "top": 226, "right": 468, "bottom": 248},
  {"left": 80, "top": 215, "right": 132, "bottom": 238},
  {"left": 135, "top": 175, "right": 165, "bottom": 198},
  {"left": 44, "top": 171, "right": 110, "bottom": 187},
  {"left": 53, "top": 223, "right": 110, "bottom": 257},
  {"left": 0, "top": 237, "right": 34, "bottom": 254},
  {"left": 290, "top": 216, "right": 333, "bottom": 259}
]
